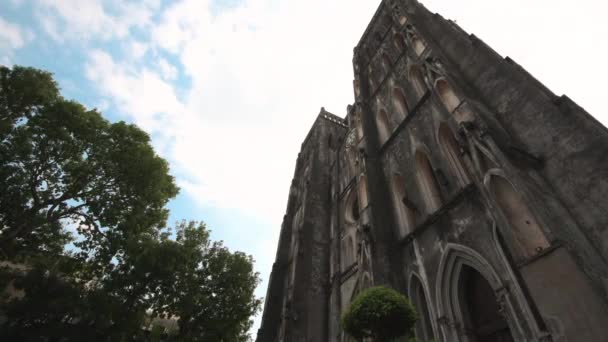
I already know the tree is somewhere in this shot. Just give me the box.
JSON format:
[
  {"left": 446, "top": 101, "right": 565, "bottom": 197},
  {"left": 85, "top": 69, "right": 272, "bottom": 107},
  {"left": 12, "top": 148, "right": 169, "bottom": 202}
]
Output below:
[
  {"left": 105, "top": 221, "right": 262, "bottom": 341},
  {"left": 0, "top": 221, "right": 261, "bottom": 342},
  {"left": 0, "top": 65, "right": 179, "bottom": 257},
  {"left": 0, "top": 66, "right": 261, "bottom": 341},
  {"left": 341, "top": 286, "right": 418, "bottom": 342}
]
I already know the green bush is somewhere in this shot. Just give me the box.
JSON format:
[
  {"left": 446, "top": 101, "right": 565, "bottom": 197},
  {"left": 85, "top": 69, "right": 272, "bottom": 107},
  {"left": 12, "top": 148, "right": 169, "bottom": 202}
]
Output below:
[{"left": 341, "top": 286, "right": 418, "bottom": 342}]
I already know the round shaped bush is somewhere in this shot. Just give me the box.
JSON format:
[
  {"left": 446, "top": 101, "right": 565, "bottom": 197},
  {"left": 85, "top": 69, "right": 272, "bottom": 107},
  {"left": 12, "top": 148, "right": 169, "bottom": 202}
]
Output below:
[{"left": 341, "top": 286, "right": 417, "bottom": 341}]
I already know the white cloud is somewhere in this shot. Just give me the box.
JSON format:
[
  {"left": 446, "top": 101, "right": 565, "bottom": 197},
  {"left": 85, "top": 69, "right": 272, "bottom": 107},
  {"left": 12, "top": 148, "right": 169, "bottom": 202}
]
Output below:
[
  {"left": 127, "top": 40, "right": 149, "bottom": 60},
  {"left": 0, "top": 17, "right": 33, "bottom": 51},
  {"left": 156, "top": 58, "right": 178, "bottom": 81},
  {"left": 35, "top": 0, "right": 160, "bottom": 42}
]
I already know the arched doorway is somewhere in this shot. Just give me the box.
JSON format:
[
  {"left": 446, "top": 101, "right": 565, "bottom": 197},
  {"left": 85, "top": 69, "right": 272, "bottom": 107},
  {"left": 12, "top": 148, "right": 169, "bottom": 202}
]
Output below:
[{"left": 458, "top": 265, "right": 514, "bottom": 342}]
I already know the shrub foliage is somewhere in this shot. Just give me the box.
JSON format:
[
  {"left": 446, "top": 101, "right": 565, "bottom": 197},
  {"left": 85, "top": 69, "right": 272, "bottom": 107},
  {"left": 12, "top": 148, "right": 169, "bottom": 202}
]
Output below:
[{"left": 341, "top": 286, "right": 417, "bottom": 342}]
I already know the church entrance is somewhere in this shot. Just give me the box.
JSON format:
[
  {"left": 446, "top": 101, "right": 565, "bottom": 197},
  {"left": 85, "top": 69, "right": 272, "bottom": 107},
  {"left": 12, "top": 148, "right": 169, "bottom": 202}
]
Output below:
[{"left": 458, "top": 265, "right": 514, "bottom": 342}]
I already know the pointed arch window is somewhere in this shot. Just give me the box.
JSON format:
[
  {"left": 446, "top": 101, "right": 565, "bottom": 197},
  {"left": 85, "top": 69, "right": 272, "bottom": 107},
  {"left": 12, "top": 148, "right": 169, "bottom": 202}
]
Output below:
[
  {"left": 410, "top": 65, "right": 427, "bottom": 97},
  {"left": 438, "top": 123, "right": 469, "bottom": 186},
  {"left": 415, "top": 150, "right": 443, "bottom": 213},
  {"left": 382, "top": 53, "right": 392, "bottom": 74},
  {"left": 368, "top": 65, "right": 379, "bottom": 92},
  {"left": 353, "top": 79, "right": 360, "bottom": 98},
  {"left": 489, "top": 175, "right": 550, "bottom": 259},
  {"left": 435, "top": 78, "right": 475, "bottom": 122},
  {"left": 394, "top": 33, "right": 406, "bottom": 51},
  {"left": 410, "top": 276, "right": 435, "bottom": 342},
  {"left": 410, "top": 33, "right": 426, "bottom": 56},
  {"left": 358, "top": 174, "right": 369, "bottom": 209},
  {"left": 344, "top": 189, "right": 360, "bottom": 224},
  {"left": 392, "top": 87, "right": 409, "bottom": 122},
  {"left": 391, "top": 174, "right": 415, "bottom": 237},
  {"left": 376, "top": 109, "right": 391, "bottom": 146},
  {"left": 435, "top": 78, "right": 462, "bottom": 113}
]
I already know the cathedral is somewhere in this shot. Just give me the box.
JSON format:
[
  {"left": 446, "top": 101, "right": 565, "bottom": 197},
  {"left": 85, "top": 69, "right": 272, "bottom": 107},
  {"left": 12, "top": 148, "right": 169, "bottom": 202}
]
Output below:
[{"left": 256, "top": 0, "right": 608, "bottom": 341}]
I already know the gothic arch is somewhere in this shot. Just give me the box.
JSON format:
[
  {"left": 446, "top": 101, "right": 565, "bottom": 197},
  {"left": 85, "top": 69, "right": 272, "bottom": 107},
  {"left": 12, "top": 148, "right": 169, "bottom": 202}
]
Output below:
[
  {"left": 344, "top": 188, "right": 360, "bottom": 224},
  {"left": 485, "top": 171, "right": 550, "bottom": 260},
  {"left": 409, "top": 32, "right": 426, "bottom": 56},
  {"left": 394, "top": 32, "right": 406, "bottom": 52},
  {"left": 391, "top": 173, "right": 415, "bottom": 237},
  {"left": 435, "top": 244, "right": 520, "bottom": 342},
  {"left": 435, "top": 78, "right": 462, "bottom": 113},
  {"left": 368, "top": 65, "right": 378, "bottom": 92},
  {"left": 353, "top": 79, "right": 360, "bottom": 98},
  {"left": 392, "top": 87, "right": 409, "bottom": 122},
  {"left": 354, "top": 108, "right": 364, "bottom": 140},
  {"left": 408, "top": 273, "right": 436, "bottom": 342},
  {"left": 358, "top": 174, "right": 369, "bottom": 209},
  {"left": 410, "top": 65, "right": 427, "bottom": 97},
  {"left": 415, "top": 150, "right": 443, "bottom": 213},
  {"left": 382, "top": 52, "right": 392, "bottom": 74},
  {"left": 438, "top": 123, "right": 469, "bottom": 186},
  {"left": 376, "top": 109, "right": 391, "bottom": 145}
]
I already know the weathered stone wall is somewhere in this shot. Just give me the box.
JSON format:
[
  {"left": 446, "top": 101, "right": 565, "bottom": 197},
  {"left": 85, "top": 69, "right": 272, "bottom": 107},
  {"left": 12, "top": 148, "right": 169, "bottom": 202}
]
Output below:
[{"left": 257, "top": 1, "right": 608, "bottom": 341}]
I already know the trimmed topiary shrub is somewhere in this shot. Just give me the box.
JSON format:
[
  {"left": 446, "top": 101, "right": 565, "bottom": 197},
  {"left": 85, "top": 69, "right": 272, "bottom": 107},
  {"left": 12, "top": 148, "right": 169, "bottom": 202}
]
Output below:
[{"left": 341, "top": 286, "right": 418, "bottom": 342}]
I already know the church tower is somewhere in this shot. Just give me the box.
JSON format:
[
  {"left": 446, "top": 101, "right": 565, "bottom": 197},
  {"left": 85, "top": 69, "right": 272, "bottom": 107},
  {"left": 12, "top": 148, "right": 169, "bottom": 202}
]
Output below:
[{"left": 257, "top": 1, "right": 608, "bottom": 341}]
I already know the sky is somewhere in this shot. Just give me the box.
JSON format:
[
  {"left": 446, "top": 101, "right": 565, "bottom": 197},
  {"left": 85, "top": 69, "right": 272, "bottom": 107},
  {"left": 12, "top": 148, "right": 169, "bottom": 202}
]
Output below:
[{"left": 1, "top": 0, "right": 607, "bottom": 337}]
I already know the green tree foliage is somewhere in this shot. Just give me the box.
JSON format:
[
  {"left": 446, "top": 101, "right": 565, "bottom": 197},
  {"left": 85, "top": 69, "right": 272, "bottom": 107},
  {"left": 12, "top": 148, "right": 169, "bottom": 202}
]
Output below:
[
  {"left": 0, "top": 66, "right": 261, "bottom": 341},
  {"left": 0, "top": 221, "right": 261, "bottom": 341},
  {"left": 341, "top": 286, "right": 418, "bottom": 342},
  {"left": 0, "top": 65, "right": 179, "bottom": 257}
]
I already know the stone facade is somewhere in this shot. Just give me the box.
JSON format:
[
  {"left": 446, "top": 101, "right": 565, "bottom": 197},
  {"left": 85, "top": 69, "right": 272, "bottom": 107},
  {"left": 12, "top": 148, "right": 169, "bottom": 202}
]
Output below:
[{"left": 256, "top": 1, "right": 608, "bottom": 341}]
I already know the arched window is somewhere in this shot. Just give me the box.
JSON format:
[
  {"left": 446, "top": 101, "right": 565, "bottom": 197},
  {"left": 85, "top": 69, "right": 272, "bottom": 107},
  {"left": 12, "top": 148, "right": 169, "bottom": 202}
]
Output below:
[
  {"left": 410, "top": 276, "right": 435, "bottom": 342},
  {"left": 376, "top": 109, "right": 391, "bottom": 146},
  {"left": 391, "top": 174, "right": 415, "bottom": 237},
  {"left": 358, "top": 175, "right": 369, "bottom": 209},
  {"left": 368, "top": 65, "right": 378, "bottom": 92},
  {"left": 438, "top": 124, "right": 469, "bottom": 186},
  {"left": 394, "top": 33, "right": 406, "bottom": 51},
  {"left": 410, "top": 66, "right": 427, "bottom": 97},
  {"left": 415, "top": 150, "right": 443, "bottom": 213},
  {"left": 392, "top": 87, "right": 408, "bottom": 122},
  {"left": 382, "top": 53, "right": 392, "bottom": 74},
  {"left": 344, "top": 189, "right": 360, "bottom": 224},
  {"left": 369, "top": 76, "right": 377, "bottom": 92},
  {"left": 490, "top": 175, "right": 549, "bottom": 259},
  {"left": 458, "top": 265, "right": 514, "bottom": 341},
  {"left": 435, "top": 78, "right": 462, "bottom": 113},
  {"left": 355, "top": 117, "right": 363, "bottom": 141},
  {"left": 353, "top": 79, "right": 360, "bottom": 98},
  {"left": 410, "top": 34, "right": 425, "bottom": 56}
]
